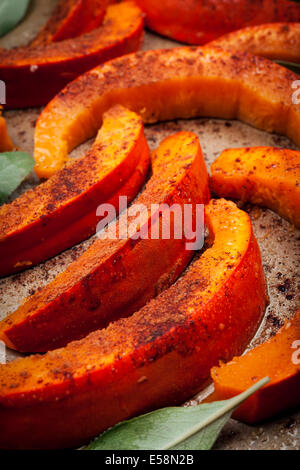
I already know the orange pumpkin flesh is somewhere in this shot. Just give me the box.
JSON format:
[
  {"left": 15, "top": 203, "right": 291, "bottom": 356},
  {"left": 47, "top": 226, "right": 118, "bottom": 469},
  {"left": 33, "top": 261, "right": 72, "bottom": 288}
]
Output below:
[
  {"left": 0, "top": 105, "right": 150, "bottom": 277},
  {"left": 34, "top": 46, "right": 300, "bottom": 179},
  {"left": 209, "top": 310, "right": 300, "bottom": 424},
  {"left": 0, "top": 131, "right": 210, "bottom": 352},
  {"left": 210, "top": 22, "right": 300, "bottom": 63},
  {"left": 0, "top": 2, "right": 144, "bottom": 108},
  {"left": 0, "top": 198, "right": 267, "bottom": 449},
  {"left": 210, "top": 146, "right": 300, "bottom": 228}
]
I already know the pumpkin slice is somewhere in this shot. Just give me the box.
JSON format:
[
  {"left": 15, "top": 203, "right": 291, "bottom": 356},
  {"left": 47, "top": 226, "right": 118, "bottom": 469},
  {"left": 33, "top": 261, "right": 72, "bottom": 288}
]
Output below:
[
  {"left": 0, "top": 2, "right": 144, "bottom": 109},
  {"left": 209, "top": 310, "right": 300, "bottom": 424},
  {"left": 34, "top": 46, "right": 300, "bottom": 179},
  {"left": 0, "top": 131, "right": 210, "bottom": 353},
  {"left": 210, "top": 146, "right": 300, "bottom": 227},
  {"left": 210, "top": 23, "right": 300, "bottom": 63},
  {"left": 0, "top": 110, "right": 13, "bottom": 152},
  {"left": 135, "top": 0, "right": 300, "bottom": 45},
  {"left": 0, "top": 105, "right": 150, "bottom": 277},
  {"left": 0, "top": 198, "right": 267, "bottom": 449},
  {"left": 30, "top": 0, "right": 108, "bottom": 46}
]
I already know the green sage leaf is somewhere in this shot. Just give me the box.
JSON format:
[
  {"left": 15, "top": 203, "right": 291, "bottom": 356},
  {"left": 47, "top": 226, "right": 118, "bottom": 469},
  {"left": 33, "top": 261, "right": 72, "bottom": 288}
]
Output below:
[
  {"left": 87, "top": 377, "right": 269, "bottom": 450},
  {"left": 0, "top": 0, "right": 30, "bottom": 37},
  {"left": 0, "top": 151, "right": 34, "bottom": 203}
]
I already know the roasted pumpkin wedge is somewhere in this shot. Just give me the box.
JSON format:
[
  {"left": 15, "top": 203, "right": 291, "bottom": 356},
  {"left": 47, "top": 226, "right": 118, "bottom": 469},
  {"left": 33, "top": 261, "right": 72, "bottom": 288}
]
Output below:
[
  {"left": 0, "top": 110, "right": 13, "bottom": 152},
  {"left": 34, "top": 46, "right": 300, "bottom": 179},
  {"left": 209, "top": 310, "right": 300, "bottom": 424},
  {"left": 210, "top": 23, "right": 300, "bottom": 63},
  {"left": 0, "top": 131, "right": 210, "bottom": 352},
  {"left": 0, "top": 105, "right": 150, "bottom": 277},
  {"left": 30, "top": 0, "right": 108, "bottom": 46},
  {"left": 0, "top": 2, "right": 144, "bottom": 109},
  {"left": 0, "top": 199, "right": 267, "bottom": 449},
  {"left": 210, "top": 147, "right": 300, "bottom": 228},
  {"left": 135, "top": 0, "right": 300, "bottom": 44}
]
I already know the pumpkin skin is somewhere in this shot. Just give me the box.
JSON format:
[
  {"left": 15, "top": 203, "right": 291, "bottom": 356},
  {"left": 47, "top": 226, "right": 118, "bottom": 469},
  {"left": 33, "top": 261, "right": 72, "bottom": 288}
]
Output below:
[
  {"left": 0, "top": 106, "right": 150, "bottom": 277},
  {"left": 0, "top": 2, "right": 144, "bottom": 109},
  {"left": 34, "top": 46, "right": 300, "bottom": 179},
  {"left": 210, "top": 146, "right": 300, "bottom": 228},
  {"left": 210, "top": 22, "right": 300, "bottom": 63},
  {"left": 135, "top": 0, "right": 300, "bottom": 44},
  {"left": 0, "top": 131, "right": 210, "bottom": 353},
  {"left": 0, "top": 199, "right": 267, "bottom": 449},
  {"left": 209, "top": 310, "right": 300, "bottom": 424}
]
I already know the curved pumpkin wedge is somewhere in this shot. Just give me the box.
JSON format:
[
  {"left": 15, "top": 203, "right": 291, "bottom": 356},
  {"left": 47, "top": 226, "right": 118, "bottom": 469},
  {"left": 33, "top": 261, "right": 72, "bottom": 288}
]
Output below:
[
  {"left": 134, "top": 0, "right": 300, "bottom": 45},
  {"left": 0, "top": 110, "right": 13, "bottom": 152},
  {"left": 0, "top": 199, "right": 267, "bottom": 449},
  {"left": 210, "top": 23, "right": 300, "bottom": 63},
  {"left": 34, "top": 46, "right": 300, "bottom": 180},
  {"left": 210, "top": 147, "right": 300, "bottom": 228},
  {"left": 30, "top": 0, "right": 109, "bottom": 46},
  {"left": 0, "top": 2, "right": 144, "bottom": 109},
  {"left": 0, "top": 105, "right": 150, "bottom": 278},
  {"left": 0, "top": 131, "right": 210, "bottom": 353},
  {"left": 209, "top": 310, "right": 300, "bottom": 424}
]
